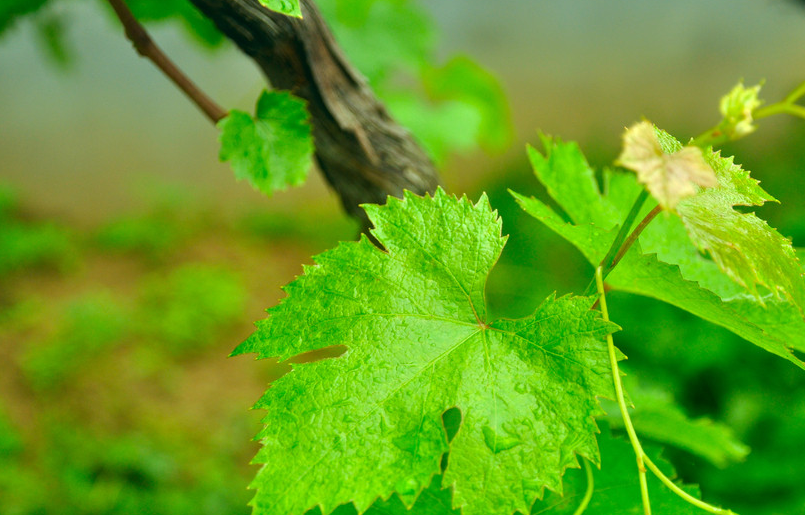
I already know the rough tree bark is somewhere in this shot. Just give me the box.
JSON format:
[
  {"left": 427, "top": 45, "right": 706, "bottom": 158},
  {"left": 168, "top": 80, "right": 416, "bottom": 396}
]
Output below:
[{"left": 187, "top": 0, "right": 441, "bottom": 229}]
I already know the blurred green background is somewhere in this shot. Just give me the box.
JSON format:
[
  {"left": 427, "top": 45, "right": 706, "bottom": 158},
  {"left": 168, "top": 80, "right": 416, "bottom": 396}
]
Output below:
[{"left": 2, "top": 1, "right": 805, "bottom": 514}]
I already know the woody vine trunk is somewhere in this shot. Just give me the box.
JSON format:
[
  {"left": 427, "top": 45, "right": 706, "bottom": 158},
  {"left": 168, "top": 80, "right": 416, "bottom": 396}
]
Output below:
[{"left": 188, "top": 0, "right": 441, "bottom": 228}]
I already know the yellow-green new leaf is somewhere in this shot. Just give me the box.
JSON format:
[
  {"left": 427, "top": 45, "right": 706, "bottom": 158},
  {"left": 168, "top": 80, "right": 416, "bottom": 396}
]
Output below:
[{"left": 719, "top": 81, "right": 762, "bottom": 139}]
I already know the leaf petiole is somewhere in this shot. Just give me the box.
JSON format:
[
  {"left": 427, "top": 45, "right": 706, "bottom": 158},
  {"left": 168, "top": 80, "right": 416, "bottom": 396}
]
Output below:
[
  {"left": 643, "top": 456, "right": 738, "bottom": 515},
  {"left": 571, "top": 459, "right": 595, "bottom": 515},
  {"left": 609, "top": 205, "right": 662, "bottom": 271},
  {"left": 595, "top": 266, "right": 651, "bottom": 515},
  {"left": 595, "top": 267, "right": 740, "bottom": 515},
  {"left": 583, "top": 189, "right": 650, "bottom": 296}
]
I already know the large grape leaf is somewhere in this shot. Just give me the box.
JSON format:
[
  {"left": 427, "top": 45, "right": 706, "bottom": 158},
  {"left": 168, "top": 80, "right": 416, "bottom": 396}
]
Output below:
[
  {"left": 510, "top": 135, "right": 805, "bottom": 368},
  {"left": 317, "top": 473, "right": 459, "bottom": 515},
  {"left": 237, "top": 188, "right": 619, "bottom": 515},
  {"left": 218, "top": 90, "right": 313, "bottom": 197},
  {"left": 326, "top": 427, "right": 711, "bottom": 515}
]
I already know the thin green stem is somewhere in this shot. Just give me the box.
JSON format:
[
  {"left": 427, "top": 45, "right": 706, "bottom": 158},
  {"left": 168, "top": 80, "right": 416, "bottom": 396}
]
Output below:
[
  {"left": 571, "top": 459, "right": 595, "bottom": 515},
  {"left": 582, "top": 190, "right": 649, "bottom": 296},
  {"left": 783, "top": 79, "right": 805, "bottom": 105},
  {"left": 595, "top": 267, "right": 651, "bottom": 515},
  {"left": 753, "top": 81, "right": 805, "bottom": 121},
  {"left": 690, "top": 128, "right": 729, "bottom": 148},
  {"left": 643, "top": 456, "right": 738, "bottom": 515},
  {"left": 638, "top": 470, "right": 651, "bottom": 515},
  {"left": 754, "top": 102, "right": 791, "bottom": 120},
  {"left": 595, "top": 266, "right": 740, "bottom": 515},
  {"left": 754, "top": 100, "right": 805, "bottom": 121},
  {"left": 600, "top": 190, "right": 650, "bottom": 273}
]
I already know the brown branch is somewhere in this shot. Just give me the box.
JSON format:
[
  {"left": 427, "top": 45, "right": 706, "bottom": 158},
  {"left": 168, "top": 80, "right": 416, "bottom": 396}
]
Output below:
[
  {"left": 186, "top": 0, "right": 441, "bottom": 229},
  {"left": 107, "top": 0, "right": 227, "bottom": 123}
]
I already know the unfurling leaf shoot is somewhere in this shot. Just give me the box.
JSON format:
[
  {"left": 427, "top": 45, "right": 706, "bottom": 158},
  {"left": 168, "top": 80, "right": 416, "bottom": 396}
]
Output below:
[{"left": 718, "top": 81, "right": 763, "bottom": 139}]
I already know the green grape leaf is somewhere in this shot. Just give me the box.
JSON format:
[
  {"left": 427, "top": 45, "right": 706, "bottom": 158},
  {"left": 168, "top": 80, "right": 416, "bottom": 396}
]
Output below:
[
  {"left": 316, "top": 473, "right": 459, "bottom": 515},
  {"left": 617, "top": 121, "right": 717, "bottom": 211},
  {"left": 238, "top": 188, "right": 619, "bottom": 515},
  {"left": 326, "top": 428, "right": 714, "bottom": 515},
  {"left": 383, "top": 90, "right": 482, "bottom": 163},
  {"left": 511, "top": 135, "right": 805, "bottom": 368},
  {"left": 218, "top": 90, "right": 313, "bottom": 197},
  {"left": 257, "top": 0, "right": 302, "bottom": 17},
  {"left": 532, "top": 425, "right": 707, "bottom": 515},
  {"left": 655, "top": 130, "right": 805, "bottom": 310},
  {"left": 615, "top": 408, "right": 749, "bottom": 469},
  {"left": 33, "top": 10, "right": 71, "bottom": 67}
]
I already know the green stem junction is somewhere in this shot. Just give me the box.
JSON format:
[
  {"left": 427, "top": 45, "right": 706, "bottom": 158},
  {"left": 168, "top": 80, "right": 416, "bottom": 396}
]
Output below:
[{"left": 582, "top": 189, "right": 651, "bottom": 297}]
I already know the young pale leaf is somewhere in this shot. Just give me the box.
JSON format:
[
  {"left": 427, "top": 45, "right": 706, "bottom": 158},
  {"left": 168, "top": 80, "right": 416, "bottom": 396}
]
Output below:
[
  {"left": 532, "top": 426, "right": 706, "bottom": 515},
  {"left": 257, "top": 0, "right": 302, "bottom": 17},
  {"left": 718, "top": 81, "right": 762, "bottom": 139},
  {"left": 511, "top": 136, "right": 805, "bottom": 369},
  {"left": 617, "top": 121, "right": 717, "bottom": 211},
  {"left": 655, "top": 130, "right": 805, "bottom": 311},
  {"left": 218, "top": 90, "right": 313, "bottom": 197},
  {"left": 237, "top": 188, "right": 618, "bottom": 515}
]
